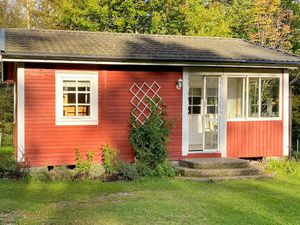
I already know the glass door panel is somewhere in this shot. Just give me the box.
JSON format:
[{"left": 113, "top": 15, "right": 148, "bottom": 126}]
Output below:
[{"left": 204, "top": 77, "right": 219, "bottom": 150}]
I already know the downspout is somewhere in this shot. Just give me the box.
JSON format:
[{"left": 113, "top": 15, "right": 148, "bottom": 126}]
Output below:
[{"left": 289, "top": 73, "right": 300, "bottom": 157}]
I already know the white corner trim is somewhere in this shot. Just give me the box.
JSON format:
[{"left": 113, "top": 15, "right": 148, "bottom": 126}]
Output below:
[
  {"left": 55, "top": 71, "right": 99, "bottom": 126},
  {"left": 182, "top": 68, "right": 189, "bottom": 156},
  {"left": 219, "top": 74, "right": 227, "bottom": 157},
  {"left": 17, "top": 64, "right": 25, "bottom": 162},
  {"left": 283, "top": 70, "right": 289, "bottom": 156}
]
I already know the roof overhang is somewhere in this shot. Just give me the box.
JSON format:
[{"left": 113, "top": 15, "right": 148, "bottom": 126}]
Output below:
[{"left": 2, "top": 54, "right": 300, "bottom": 70}]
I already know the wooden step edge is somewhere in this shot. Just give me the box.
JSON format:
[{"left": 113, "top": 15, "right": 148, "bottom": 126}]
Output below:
[{"left": 175, "top": 173, "right": 274, "bottom": 183}]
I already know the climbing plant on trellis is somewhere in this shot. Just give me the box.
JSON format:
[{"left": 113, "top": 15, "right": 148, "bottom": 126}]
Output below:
[{"left": 130, "top": 81, "right": 163, "bottom": 127}]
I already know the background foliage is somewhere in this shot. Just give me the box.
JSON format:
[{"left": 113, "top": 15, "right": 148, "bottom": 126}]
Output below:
[{"left": 1, "top": 0, "right": 300, "bottom": 149}]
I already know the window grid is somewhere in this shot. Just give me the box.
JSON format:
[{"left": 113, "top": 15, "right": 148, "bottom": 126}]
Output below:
[
  {"left": 63, "top": 80, "right": 91, "bottom": 117},
  {"left": 188, "top": 88, "right": 202, "bottom": 115},
  {"left": 227, "top": 76, "right": 280, "bottom": 119}
]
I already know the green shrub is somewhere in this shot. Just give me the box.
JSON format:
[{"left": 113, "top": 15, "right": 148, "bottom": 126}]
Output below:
[
  {"left": 130, "top": 98, "right": 175, "bottom": 177},
  {"left": 75, "top": 148, "right": 94, "bottom": 175},
  {"left": 263, "top": 158, "right": 300, "bottom": 176},
  {"left": 0, "top": 152, "right": 18, "bottom": 178},
  {"left": 0, "top": 146, "right": 14, "bottom": 154},
  {"left": 88, "top": 163, "right": 105, "bottom": 179},
  {"left": 119, "top": 163, "right": 139, "bottom": 180},
  {"left": 1, "top": 134, "right": 13, "bottom": 147},
  {"left": 102, "top": 144, "right": 121, "bottom": 174}
]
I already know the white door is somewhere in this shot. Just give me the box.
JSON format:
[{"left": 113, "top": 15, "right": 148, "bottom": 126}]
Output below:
[{"left": 188, "top": 76, "right": 219, "bottom": 152}]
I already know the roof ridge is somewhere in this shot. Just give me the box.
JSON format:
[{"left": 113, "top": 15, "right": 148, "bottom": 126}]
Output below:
[{"left": 4, "top": 28, "right": 242, "bottom": 41}]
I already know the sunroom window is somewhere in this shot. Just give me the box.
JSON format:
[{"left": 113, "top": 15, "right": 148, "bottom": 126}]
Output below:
[
  {"left": 56, "top": 72, "right": 98, "bottom": 125},
  {"left": 227, "top": 76, "right": 280, "bottom": 119}
]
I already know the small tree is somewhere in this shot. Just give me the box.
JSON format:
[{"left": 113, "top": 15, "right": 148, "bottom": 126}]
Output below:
[{"left": 129, "top": 98, "right": 173, "bottom": 171}]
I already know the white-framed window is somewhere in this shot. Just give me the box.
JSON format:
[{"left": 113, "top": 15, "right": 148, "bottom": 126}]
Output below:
[
  {"left": 55, "top": 71, "right": 98, "bottom": 125},
  {"left": 227, "top": 75, "right": 281, "bottom": 120}
]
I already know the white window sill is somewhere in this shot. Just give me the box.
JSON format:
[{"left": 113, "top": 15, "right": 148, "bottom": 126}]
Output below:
[{"left": 56, "top": 119, "right": 98, "bottom": 126}]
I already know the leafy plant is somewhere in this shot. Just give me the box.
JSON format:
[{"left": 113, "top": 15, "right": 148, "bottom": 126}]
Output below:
[
  {"left": 130, "top": 98, "right": 175, "bottom": 177},
  {"left": 119, "top": 163, "right": 139, "bottom": 181},
  {"left": 102, "top": 144, "right": 121, "bottom": 175},
  {"left": 75, "top": 148, "right": 94, "bottom": 175},
  {"left": 263, "top": 158, "right": 300, "bottom": 176},
  {"left": 0, "top": 152, "right": 18, "bottom": 178}
]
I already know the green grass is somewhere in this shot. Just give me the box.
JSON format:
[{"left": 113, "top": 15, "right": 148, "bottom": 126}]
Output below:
[{"left": 0, "top": 176, "right": 299, "bottom": 225}]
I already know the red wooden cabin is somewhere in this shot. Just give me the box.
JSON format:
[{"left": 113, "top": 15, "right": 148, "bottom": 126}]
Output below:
[{"left": 1, "top": 29, "right": 300, "bottom": 167}]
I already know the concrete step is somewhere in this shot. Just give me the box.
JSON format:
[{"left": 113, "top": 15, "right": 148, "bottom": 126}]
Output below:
[
  {"left": 179, "top": 158, "right": 250, "bottom": 169},
  {"left": 176, "top": 174, "right": 274, "bottom": 183},
  {"left": 177, "top": 166, "right": 262, "bottom": 177}
]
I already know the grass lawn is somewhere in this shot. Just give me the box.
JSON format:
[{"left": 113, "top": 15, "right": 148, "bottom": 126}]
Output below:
[{"left": 0, "top": 176, "right": 299, "bottom": 225}]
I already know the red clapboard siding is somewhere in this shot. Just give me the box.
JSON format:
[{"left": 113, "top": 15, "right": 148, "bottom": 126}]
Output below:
[
  {"left": 227, "top": 120, "right": 283, "bottom": 158},
  {"left": 24, "top": 67, "right": 183, "bottom": 166}
]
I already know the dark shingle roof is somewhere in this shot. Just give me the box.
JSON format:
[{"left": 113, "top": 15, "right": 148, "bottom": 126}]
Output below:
[{"left": 1, "top": 28, "right": 300, "bottom": 67}]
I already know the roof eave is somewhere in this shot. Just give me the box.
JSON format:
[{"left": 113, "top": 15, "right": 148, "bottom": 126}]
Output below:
[{"left": 1, "top": 53, "right": 300, "bottom": 69}]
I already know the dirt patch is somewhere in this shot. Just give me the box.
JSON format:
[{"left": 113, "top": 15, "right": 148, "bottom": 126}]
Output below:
[
  {"left": 0, "top": 211, "right": 17, "bottom": 225},
  {"left": 53, "top": 192, "right": 134, "bottom": 208}
]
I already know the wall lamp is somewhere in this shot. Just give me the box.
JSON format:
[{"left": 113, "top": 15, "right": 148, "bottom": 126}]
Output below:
[{"left": 176, "top": 78, "right": 183, "bottom": 90}]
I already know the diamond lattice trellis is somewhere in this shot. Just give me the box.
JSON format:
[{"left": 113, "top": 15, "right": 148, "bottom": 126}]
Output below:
[{"left": 130, "top": 81, "right": 162, "bottom": 127}]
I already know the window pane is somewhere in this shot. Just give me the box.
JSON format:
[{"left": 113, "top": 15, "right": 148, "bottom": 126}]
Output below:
[
  {"left": 188, "top": 97, "right": 192, "bottom": 105},
  {"left": 63, "top": 93, "right": 76, "bottom": 104},
  {"left": 192, "top": 106, "right": 201, "bottom": 114},
  {"left": 188, "top": 106, "right": 191, "bottom": 114},
  {"left": 207, "top": 106, "right": 217, "bottom": 114},
  {"left": 78, "top": 93, "right": 90, "bottom": 104},
  {"left": 78, "top": 81, "right": 90, "bottom": 91},
  {"left": 261, "top": 78, "right": 279, "bottom": 117},
  {"left": 78, "top": 105, "right": 90, "bottom": 116},
  {"left": 63, "top": 81, "right": 76, "bottom": 91},
  {"left": 193, "top": 88, "right": 201, "bottom": 96},
  {"left": 193, "top": 97, "right": 201, "bottom": 105},
  {"left": 248, "top": 78, "right": 259, "bottom": 117},
  {"left": 227, "top": 78, "right": 245, "bottom": 118},
  {"left": 207, "top": 97, "right": 217, "bottom": 105},
  {"left": 207, "top": 88, "right": 217, "bottom": 97},
  {"left": 63, "top": 105, "right": 76, "bottom": 116}
]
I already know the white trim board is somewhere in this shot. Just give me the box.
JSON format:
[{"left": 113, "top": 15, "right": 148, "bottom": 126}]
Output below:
[
  {"left": 182, "top": 68, "right": 189, "bottom": 156},
  {"left": 283, "top": 69, "right": 289, "bottom": 156},
  {"left": 17, "top": 64, "right": 25, "bottom": 162}
]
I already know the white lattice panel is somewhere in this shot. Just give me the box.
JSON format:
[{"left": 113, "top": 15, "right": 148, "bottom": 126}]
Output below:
[{"left": 130, "top": 81, "right": 162, "bottom": 127}]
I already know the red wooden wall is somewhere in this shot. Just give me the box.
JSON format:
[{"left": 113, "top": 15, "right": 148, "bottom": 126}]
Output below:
[
  {"left": 227, "top": 121, "right": 283, "bottom": 158},
  {"left": 24, "top": 66, "right": 182, "bottom": 166}
]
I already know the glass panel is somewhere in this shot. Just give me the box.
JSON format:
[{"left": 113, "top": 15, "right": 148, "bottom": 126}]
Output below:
[
  {"left": 192, "top": 106, "right": 201, "bottom": 114},
  {"left": 63, "top": 93, "right": 76, "bottom": 104},
  {"left": 207, "top": 106, "right": 217, "bottom": 114},
  {"left": 188, "top": 97, "right": 192, "bottom": 105},
  {"left": 261, "top": 78, "right": 279, "bottom": 117},
  {"left": 78, "top": 93, "right": 90, "bottom": 104},
  {"left": 63, "top": 81, "right": 76, "bottom": 91},
  {"left": 207, "top": 88, "right": 217, "bottom": 97},
  {"left": 78, "top": 81, "right": 90, "bottom": 91},
  {"left": 204, "top": 119, "right": 218, "bottom": 150},
  {"left": 63, "top": 105, "right": 76, "bottom": 116},
  {"left": 227, "top": 78, "right": 245, "bottom": 118},
  {"left": 188, "top": 106, "right": 191, "bottom": 114},
  {"left": 193, "top": 97, "right": 201, "bottom": 105},
  {"left": 78, "top": 105, "right": 90, "bottom": 116},
  {"left": 193, "top": 88, "right": 201, "bottom": 96},
  {"left": 248, "top": 78, "right": 259, "bottom": 117}
]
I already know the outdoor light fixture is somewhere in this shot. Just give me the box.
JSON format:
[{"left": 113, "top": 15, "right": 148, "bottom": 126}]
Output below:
[{"left": 176, "top": 78, "right": 183, "bottom": 90}]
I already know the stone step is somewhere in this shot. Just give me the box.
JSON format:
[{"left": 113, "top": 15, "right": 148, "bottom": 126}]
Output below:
[
  {"left": 179, "top": 158, "right": 250, "bottom": 169},
  {"left": 176, "top": 174, "right": 274, "bottom": 183},
  {"left": 177, "top": 166, "right": 261, "bottom": 177}
]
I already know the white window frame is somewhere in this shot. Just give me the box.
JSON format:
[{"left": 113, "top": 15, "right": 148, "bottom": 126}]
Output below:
[
  {"left": 55, "top": 71, "right": 98, "bottom": 125},
  {"left": 227, "top": 74, "right": 282, "bottom": 121}
]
